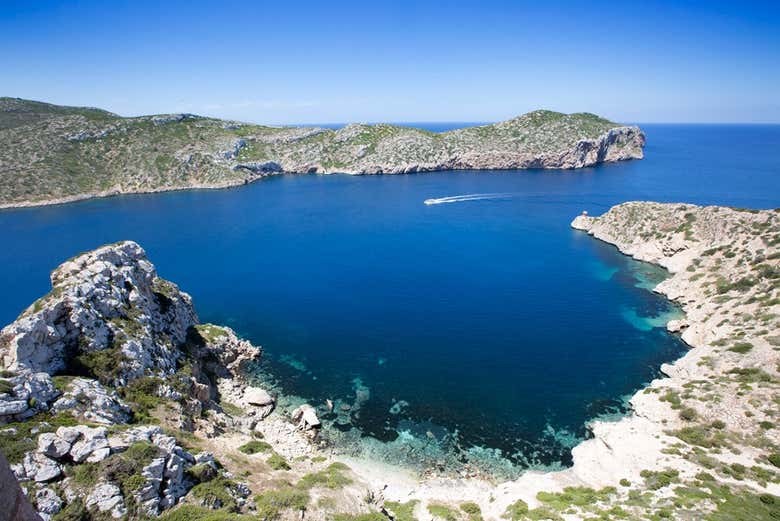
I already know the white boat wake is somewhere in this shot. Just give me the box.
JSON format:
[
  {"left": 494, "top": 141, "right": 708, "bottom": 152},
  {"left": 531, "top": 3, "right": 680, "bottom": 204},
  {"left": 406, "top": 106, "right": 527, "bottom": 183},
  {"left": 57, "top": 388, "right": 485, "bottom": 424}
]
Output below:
[{"left": 423, "top": 193, "right": 513, "bottom": 205}]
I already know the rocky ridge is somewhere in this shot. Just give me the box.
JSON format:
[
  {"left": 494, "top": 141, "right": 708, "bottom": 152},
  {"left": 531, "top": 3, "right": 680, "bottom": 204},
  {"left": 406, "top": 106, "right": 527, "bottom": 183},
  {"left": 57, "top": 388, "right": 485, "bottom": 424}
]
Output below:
[{"left": 0, "top": 97, "right": 644, "bottom": 208}]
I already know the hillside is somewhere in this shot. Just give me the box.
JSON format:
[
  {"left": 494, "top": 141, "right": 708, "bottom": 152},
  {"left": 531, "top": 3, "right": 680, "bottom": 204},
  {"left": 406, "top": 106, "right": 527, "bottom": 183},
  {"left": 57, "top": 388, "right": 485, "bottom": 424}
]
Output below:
[{"left": 0, "top": 97, "right": 645, "bottom": 208}]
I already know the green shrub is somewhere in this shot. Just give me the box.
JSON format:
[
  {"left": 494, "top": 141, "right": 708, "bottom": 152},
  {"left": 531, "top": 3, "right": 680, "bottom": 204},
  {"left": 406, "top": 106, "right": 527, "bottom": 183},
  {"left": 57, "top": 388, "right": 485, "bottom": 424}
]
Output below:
[
  {"left": 254, "top": 486, "right": 309, "bottom": 520},
  {"left": 191, "top": 476, "right": 239, "bottom": 511},
  {"left": 297, "top": 462, "right": 352, "bottom": 490},
  {"left": 640, "top": 469, "right": 680, "bottom": 490},
  {"left": 332, "top": 514, "right": 387, "bottom": 521},
  {"left": 728, "top": 367, "right": 772, "bottom": 383},
  {"left": 187, "top": 463, "right": 217, "bottom": 483},
  {"left": 427, "top": 503, "right": 459, "bottom": 521},
  {"left": 220, "top": 401, "right": 245, "bottom": 417},
  {"left": 768, "top": 453, "right": 780, "bottom": 468},
  {"left": 0, "top": 379, "right": 13, "bottom": 394},
  {"left": 158, "top": 505, "right": 258, "bottom": 521},
  {"left": 70, "top": 347, "right": 126, "bottom": 384},
  {"left": 238, "top": 440, "right": 272, "bottom": 454},
  {"left": 679, "top": 407, "right": 698, "bottom": 421},
  {"left": 728, "top": 342, "right": 754, "bottom": 354},
  {"left": 503, "top": 499, "right": 529, "bottom": 520},
  {"left": 267, "top": 452, "right": 290, "bottom": 471},
  {"left": 536, "top": 486, "right": 616, "bottom": 510},
  {"left": 120, "top": 376, "right": 164, "bottom": 422},
  {"left": 384, "top": 500, "right": 419, "bottom": 521},
  {"left": 461, "top": 501, "right": 483, "bottom": 520},
  {"left": 673, "top": 426, "right": 725, "bottom": 448},
  {"left": 52, "top": 498, "right": 88, "bottom": 521}
]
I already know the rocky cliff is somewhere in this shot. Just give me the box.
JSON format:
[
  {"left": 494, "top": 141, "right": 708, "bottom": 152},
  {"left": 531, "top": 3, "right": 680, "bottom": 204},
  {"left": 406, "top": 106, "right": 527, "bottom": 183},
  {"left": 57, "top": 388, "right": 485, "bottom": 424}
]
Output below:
[{"left": 0, "top": 97, "right": 644, "bottom": 208}]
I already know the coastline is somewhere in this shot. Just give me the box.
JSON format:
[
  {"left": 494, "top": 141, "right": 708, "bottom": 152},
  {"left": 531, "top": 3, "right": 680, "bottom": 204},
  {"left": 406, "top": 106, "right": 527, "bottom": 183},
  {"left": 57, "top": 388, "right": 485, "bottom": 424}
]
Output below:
[
  {"left": 2, "top": 202, "right": 777, "bottom": 520},
  {"left": 0, "top": 158, "right": 631, "bottom": 211},
  {"left": 317, "top": 202, "right": 780, "bottom": 517}
]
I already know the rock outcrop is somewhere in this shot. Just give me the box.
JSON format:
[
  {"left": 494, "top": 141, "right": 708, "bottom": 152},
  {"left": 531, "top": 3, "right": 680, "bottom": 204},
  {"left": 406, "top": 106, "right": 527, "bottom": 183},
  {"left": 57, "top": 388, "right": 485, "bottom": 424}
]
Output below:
[
  {"left": 0, "top": 371, "right": 59, "bottom": 423},
  {"left": 0, "top": 241, "right": 271, "bottom": 520},
  {"left": 0, "top": 241, "right": 196, "bottom": 382},
  {"left": 50, "top": 378, "right": 131, "bottom": 425}
]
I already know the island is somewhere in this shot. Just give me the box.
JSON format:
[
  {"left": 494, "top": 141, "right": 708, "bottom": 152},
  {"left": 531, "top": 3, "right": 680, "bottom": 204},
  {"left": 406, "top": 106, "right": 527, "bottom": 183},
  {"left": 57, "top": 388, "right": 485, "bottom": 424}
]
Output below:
[
  {"left": 1, "top": 201, "right": 778, "bottom": 520},
  {"left": 0, "top": 97, "right": 645, "bottom": 209}
]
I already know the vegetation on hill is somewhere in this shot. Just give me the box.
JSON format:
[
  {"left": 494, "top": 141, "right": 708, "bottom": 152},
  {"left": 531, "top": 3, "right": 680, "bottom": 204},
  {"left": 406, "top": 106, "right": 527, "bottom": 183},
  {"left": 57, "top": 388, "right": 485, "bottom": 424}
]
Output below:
[{"left": 0, "top": 97, "right": 642, "bottom": 208}]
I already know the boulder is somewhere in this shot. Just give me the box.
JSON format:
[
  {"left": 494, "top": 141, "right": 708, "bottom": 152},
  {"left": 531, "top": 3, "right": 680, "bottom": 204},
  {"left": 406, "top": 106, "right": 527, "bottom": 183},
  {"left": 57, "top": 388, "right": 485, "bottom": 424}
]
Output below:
[
  {"left": 34, "top": 487, "right": 63, "bottom": 521},
  {"left": 68, "top": 426, "right": 109, "bottom": 463},
  {"left": 0, "top": 371, "right": 59, "bottom": 423},
  {"left": 291, "top": 404, "right": 321, "bottom": 430},
  {"left": 16, "top": 452, "right": 62, "bottom": 482},
  {"left": 244, "top": 387, "right": 274, "bottom": 407},
  {"left": 0, "top": 451, "right": 43, "bottom": 521},
  {"left": 0, "top": 399, "right": 28, "bottom": 416},
  {"left": 86, "top": 483, "right": 126, "bottom": 518},
  {"left": 37, "top": 433, "right": 71, "bottom": 459},
  {"left": 54, "top": 426, "right": 82, "bottom": 445}
]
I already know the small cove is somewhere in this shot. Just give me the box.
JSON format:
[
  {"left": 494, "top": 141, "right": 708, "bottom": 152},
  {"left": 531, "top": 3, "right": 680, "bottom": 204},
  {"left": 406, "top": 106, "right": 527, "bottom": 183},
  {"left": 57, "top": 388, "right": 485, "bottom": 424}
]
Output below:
[{"left": 1, "top": 124, "right": 778, "bottom": 477}]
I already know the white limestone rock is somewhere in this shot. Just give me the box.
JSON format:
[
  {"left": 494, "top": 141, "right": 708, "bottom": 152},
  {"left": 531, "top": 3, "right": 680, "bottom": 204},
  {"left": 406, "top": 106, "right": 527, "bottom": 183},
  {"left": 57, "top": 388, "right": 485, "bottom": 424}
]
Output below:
[
  {"left": 86, "top": 483, "right": 126, "bottom": 518},
  {"left": 291, "top": 403, "right": 321, "bottom": 430},
  {"left": 68, "top": 426, "right": 109, "bottom": 463},
  {"left": 0, "top": 371, "right": 59, "bottom": 422},
  {"left": 244, "top": 386, "right": 274, "bottom": 407},
  {"left": 16, "top": 452, "right": 62, "bottom": 483},
  {"left": 0, "top": 241, "right": 197, "bottom": 385},
  {"left": 37, "top": 433, "right": 71, "bottom": 459},
  {"left": 50, "top": 378, "right": 131, "bottom": 424},
  {"left": 34, "top": 486, "right": 63, "bottom": 521}
]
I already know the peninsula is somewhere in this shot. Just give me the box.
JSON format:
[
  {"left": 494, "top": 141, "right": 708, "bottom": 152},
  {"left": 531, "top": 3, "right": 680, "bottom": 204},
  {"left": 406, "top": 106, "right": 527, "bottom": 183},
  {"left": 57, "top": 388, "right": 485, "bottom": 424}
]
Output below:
[
  {"left": 1, "top": 202, "right": 778, "bottom": 520},
  {"left": 0, "top": 97, "right": 645, "bottom": 209}
]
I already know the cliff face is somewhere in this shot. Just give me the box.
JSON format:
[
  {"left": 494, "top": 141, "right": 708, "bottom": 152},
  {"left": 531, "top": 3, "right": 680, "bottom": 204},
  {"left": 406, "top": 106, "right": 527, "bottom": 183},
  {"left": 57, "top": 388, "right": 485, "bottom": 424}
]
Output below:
[{"left": 0, "top": 98, "right": 645, "bottom": 208}]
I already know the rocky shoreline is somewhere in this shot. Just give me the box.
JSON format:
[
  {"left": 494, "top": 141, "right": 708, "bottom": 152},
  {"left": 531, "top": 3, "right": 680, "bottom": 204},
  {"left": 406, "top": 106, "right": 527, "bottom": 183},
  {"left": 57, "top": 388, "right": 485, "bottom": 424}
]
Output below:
[
  {"left": 0, "top": 97, "right": 645, "bottom": 209},
  {"left": 1, "top": 202, "right": 779, "bottom": 520}
]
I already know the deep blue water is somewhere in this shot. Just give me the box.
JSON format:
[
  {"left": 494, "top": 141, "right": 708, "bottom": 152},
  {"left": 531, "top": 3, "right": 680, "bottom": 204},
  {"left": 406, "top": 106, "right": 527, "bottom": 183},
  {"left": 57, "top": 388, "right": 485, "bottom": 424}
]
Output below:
[{"left": 1, "top": 124, "right": 778, "bottom": 474}]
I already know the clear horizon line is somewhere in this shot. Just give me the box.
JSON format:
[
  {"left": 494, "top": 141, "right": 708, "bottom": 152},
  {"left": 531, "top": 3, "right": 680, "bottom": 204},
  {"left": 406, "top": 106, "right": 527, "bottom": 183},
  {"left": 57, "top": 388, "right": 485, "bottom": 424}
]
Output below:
[{"left": 6, "top": 95, "right": 780, "bottom": 126}]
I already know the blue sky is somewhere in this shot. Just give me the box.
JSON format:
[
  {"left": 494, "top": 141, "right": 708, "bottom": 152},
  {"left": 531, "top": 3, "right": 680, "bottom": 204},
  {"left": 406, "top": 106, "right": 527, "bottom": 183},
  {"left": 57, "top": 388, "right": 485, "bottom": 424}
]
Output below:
[{"left": 1, "top": 1, "right": 779, "bottom": 124}]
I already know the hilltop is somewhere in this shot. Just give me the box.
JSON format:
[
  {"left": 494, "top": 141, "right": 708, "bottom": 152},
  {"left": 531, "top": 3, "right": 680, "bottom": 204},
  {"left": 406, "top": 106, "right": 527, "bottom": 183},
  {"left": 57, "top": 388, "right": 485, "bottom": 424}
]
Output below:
[{"left": 0, "top": 97, "right": 644, "bottom": 208}]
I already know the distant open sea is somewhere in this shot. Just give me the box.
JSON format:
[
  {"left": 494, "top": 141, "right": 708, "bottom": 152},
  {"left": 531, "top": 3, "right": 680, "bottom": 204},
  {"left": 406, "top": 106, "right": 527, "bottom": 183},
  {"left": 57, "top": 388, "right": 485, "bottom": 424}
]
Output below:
[{"left": 1, "top": 124, "right": 778, "bottom": 475}]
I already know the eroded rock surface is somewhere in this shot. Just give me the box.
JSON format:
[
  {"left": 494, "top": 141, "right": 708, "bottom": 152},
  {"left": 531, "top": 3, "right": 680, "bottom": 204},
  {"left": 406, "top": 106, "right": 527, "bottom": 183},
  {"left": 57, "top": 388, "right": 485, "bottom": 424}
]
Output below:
[{"left": 0, "top": 241, "right": 196, "bottom": 382}]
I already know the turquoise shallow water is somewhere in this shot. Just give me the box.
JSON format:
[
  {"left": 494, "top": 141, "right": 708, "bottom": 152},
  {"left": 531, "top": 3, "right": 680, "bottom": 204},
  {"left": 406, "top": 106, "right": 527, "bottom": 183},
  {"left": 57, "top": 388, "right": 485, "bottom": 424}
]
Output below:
[{"left": 0, "top": 124, "right": 778, "bottom": 476}]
